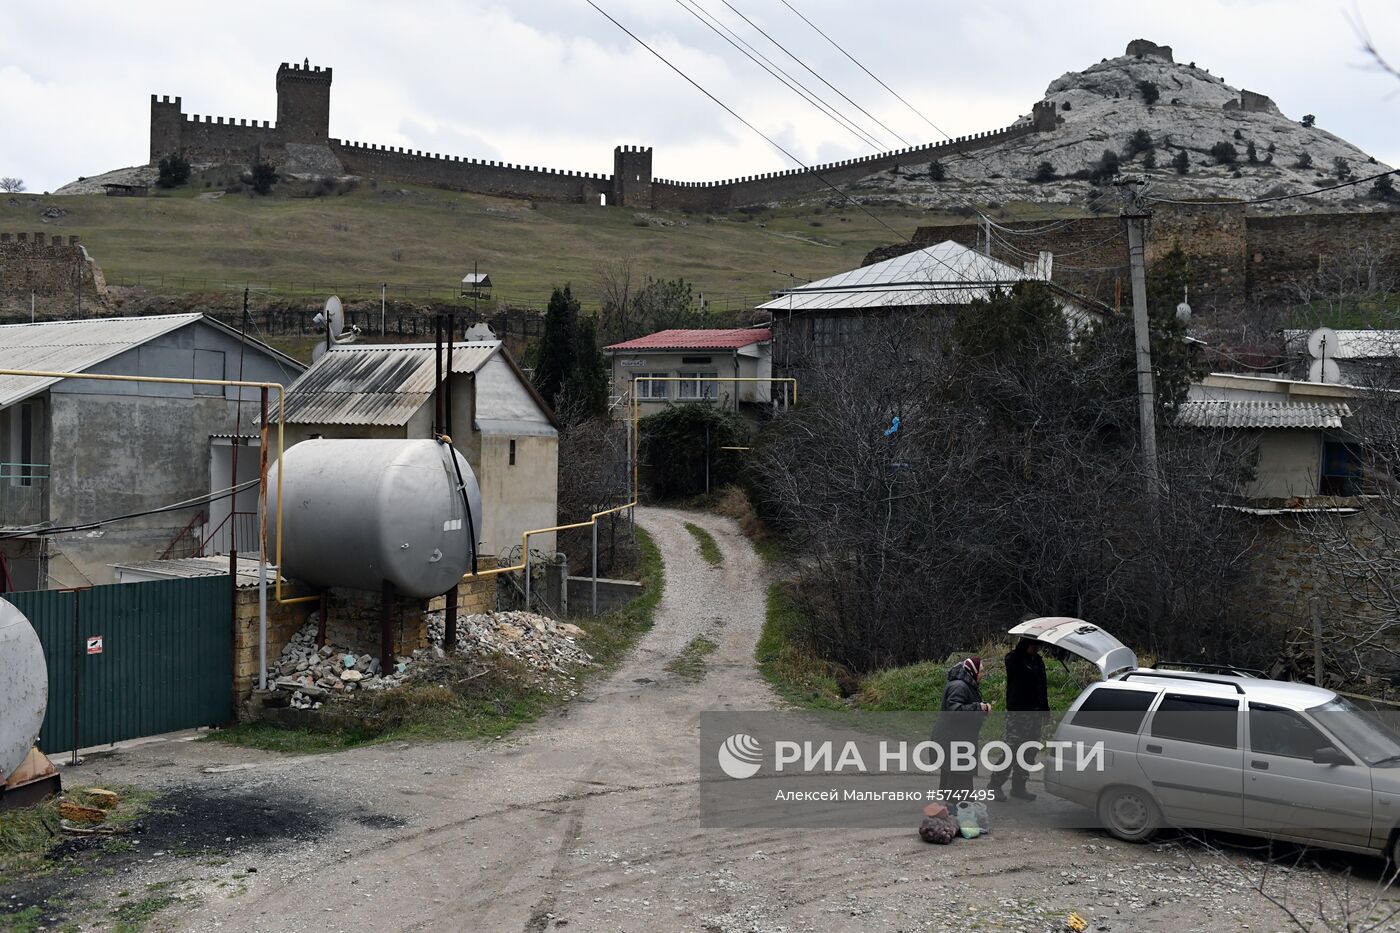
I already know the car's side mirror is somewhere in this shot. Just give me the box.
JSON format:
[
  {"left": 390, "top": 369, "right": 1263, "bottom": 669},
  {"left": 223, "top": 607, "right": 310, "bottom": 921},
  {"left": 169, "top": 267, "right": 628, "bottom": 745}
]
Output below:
[{"left": 1311, "top": 746, "right": 1350, "bottom": 766}]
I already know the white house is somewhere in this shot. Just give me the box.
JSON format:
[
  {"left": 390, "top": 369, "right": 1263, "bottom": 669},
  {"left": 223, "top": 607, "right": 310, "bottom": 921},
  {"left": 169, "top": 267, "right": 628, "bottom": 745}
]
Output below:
[{"left": 602, "top": 327, "right": 774, "bottom": 419}]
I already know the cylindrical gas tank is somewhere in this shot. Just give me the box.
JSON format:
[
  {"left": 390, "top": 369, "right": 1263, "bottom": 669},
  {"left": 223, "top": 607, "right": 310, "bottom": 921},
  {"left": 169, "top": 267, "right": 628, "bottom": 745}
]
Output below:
[
  {"left": 0, "top": 599, "right": 47, "bottom": 778},
  {"left": 270, "top": 439, "right": 484, "bottom": 598}
]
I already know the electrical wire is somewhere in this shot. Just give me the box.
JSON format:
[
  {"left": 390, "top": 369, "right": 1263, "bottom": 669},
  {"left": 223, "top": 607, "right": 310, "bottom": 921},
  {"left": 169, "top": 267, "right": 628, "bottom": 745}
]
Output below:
[
  {"left": 1146, "top": 167, "right": 1400, "bottom": 206},
  {"left": 585, "top": 0, "right": 912, "bottom": 250},
  {"left": 672, "top": 0, "right": 886, "bottom": 151},
  {"left": 718, "top": 0, "right": 912, "bottom": 148},
  {"left": 1, "top": 480, "right": 260, "bottom": 540}
]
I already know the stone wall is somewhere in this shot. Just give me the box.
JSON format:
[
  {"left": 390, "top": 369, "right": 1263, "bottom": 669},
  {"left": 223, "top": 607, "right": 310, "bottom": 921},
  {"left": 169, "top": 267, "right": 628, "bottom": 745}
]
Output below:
[
  {"left": 330, "top": 141, "right": 612, "bottom": 203},
  {"left": 0, "top": 233, "right": 109, "bottom": 315},
  {"left": 233, "top": 585, "right": 313, "bottom": 706},
  {"left": 876, "top": 204, "right": 1400, "bottom": 312}
]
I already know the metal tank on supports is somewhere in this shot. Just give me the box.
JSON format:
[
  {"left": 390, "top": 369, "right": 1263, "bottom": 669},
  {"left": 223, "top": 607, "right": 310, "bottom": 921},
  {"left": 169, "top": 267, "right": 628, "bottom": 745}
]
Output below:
[
  {"left": 1, "top": 598, "right": 59, "bottom": 808},
  {"left": 270, "top": 438, "right": 484, "bottom": 599}
]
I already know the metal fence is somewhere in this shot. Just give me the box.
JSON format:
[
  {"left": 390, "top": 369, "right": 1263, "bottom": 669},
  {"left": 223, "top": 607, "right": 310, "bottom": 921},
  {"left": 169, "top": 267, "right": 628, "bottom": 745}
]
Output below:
[{"left": 7, "top": 576, "right": 233, "bottom": 755}]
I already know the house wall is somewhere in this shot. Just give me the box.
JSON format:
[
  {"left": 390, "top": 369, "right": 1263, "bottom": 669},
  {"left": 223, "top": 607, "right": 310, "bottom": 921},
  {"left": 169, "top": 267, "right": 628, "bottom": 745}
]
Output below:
[
  {"left": 478, "top": 432, "right": 557, "bottom": 561},
  {"left": 607, "top": 348, "right": 772, "bottom": 419},
  {"left": 39, "top": 323, "right": 297, "bottom": 587},
  {"left": 1247, "top": 429, "right": 1321, "bottom": 499}
]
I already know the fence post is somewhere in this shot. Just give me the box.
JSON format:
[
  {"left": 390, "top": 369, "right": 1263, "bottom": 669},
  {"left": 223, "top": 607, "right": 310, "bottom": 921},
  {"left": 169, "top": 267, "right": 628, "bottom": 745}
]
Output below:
[
  {"left": 524, "top": 548, "right": 532, "bottom": 612},
  {"left": 592, "top": 520, "right": 598, "bottom": 616}
]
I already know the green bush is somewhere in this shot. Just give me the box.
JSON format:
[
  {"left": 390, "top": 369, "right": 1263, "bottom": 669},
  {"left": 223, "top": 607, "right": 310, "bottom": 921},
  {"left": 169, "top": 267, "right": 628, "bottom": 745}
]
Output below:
[
  {"left": 250, "top": 159, "right": 278, "bottom": 195},
  {"left": 639, "top": 404, "right": 748, "bottom": 499},
  {"left": 1031, "top": 161, "right": 1056, "bottom": 183},
  {"left": 1136, "top": 80, "right": 1159, "bottom": 105},
  {"left": 1210, "top": 141, "right": 1238, "bottom": 165},
  {"left": 156, "top": 152, "right": 191, "bottom": 189}
]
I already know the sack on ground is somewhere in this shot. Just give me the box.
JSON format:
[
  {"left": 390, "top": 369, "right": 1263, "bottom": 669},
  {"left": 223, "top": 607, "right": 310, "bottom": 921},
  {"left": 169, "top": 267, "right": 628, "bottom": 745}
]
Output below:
[{"left": 919, "top": 813, "right": 958, "bottom": 844}]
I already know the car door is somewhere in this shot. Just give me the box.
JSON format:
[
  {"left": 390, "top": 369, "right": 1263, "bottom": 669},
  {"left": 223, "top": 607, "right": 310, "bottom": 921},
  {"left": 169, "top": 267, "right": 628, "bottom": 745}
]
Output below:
[
  {"left": 1243, "top": 703, "right": 1373, "bottom": 850},
  {"left": 1138, "top": 691, "right": 1244, "bottom": 830}
]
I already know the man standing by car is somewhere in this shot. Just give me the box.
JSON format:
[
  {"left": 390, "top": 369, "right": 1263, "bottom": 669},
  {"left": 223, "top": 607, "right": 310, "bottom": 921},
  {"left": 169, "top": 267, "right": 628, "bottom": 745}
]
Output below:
[{"left": 989, "top": 638, "right": 1049, "bottom": 800}]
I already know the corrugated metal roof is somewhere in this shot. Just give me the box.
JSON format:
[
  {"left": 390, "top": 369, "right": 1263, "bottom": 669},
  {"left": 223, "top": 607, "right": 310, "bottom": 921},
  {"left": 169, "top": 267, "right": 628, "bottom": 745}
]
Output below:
[
  {"left": 1176, "top": 399, "right": 1352, "bottom": 429},
  {"left": 1283, "top": 330, "right": 1400, "bottom": 360},
  {"left": 111, "top": 556, "right": 282, "bottom": 588},
  {"left": 756, "top": 241, "right": 1029, "bottom": 313},
  {"left": 605, "top": 327, "right": 772, "bottom": 351},
  {"left": 0, "top": 313, "right": 205, "bottom": 407},
  {"left": 280, "top": 342, "right": 500, "bottom": 426}
]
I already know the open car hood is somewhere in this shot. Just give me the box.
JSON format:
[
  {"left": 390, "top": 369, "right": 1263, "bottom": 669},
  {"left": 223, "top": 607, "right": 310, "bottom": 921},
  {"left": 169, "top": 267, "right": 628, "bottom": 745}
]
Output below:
[{"left": 1008, "top": 617, "right": 1137, "bottom": 680}]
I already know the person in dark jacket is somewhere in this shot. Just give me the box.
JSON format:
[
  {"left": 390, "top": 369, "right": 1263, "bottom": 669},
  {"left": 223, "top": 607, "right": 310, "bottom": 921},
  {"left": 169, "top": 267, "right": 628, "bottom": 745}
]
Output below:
[
  {"left": 930, "top": 657, "right": 991, "bottom": 798},
  {"left": 988, "top": 638, "right": 1049, "bottom": 800}
]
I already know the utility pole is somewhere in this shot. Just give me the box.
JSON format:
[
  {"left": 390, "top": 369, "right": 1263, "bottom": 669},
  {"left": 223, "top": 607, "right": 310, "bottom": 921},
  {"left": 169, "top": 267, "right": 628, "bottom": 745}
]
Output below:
[
  {"left": 1117, "top": 177, "right": 1158, "bottom": 485},
  {"left": 380, "top": 283, "right": 387, "bottom": 337}
]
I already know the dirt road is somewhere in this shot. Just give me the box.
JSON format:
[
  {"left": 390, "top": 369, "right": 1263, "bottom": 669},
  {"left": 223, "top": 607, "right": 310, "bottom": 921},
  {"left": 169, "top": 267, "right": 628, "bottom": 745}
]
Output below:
[{"left": 60, "top": 507, "right": 1392, "bottom": 931}]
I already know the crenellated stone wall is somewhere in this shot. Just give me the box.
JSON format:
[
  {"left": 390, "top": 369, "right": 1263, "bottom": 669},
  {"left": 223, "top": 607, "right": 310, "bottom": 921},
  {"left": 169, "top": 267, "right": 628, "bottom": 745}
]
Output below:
[{"left": 0, "top": 232, "right": 109, "bottom": 315}]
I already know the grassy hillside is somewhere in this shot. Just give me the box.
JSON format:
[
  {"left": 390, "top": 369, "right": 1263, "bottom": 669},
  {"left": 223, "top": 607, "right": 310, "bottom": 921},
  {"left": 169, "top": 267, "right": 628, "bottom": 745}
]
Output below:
[{"left": 2, "top": 177, "right": 1076, "bottom": 317}]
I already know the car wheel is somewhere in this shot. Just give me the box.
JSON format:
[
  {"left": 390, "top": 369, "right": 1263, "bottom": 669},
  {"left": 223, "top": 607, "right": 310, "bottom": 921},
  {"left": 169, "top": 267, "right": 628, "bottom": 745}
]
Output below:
[
  {"left": 1097, "top": 786, "right": 1160, "bottom": 843},
  {"left": 1388, "top": 832, "right": 1400, "bottom": 868}
]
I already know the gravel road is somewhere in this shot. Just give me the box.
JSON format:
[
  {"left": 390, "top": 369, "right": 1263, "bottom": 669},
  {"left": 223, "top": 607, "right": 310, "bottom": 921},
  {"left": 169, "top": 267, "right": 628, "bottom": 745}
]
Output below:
[{"left": 52, "top": 507, "right": 1398, "bottom": 932}]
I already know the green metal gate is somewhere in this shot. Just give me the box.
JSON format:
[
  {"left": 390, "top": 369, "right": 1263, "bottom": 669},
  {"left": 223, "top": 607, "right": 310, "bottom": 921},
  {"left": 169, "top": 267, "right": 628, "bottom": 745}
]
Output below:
[{"left": 7, "top": 577, "right": 233, "bottom": 754}]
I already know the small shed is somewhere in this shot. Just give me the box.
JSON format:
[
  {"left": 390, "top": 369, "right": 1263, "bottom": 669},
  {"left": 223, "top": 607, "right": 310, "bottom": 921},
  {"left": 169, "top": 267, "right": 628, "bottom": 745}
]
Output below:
[
  {"left": 461, "top": 272, "right": 492, "bottom": 298},
  {"left": 102, "top": 183, "right": 149, "bottom": 198}
]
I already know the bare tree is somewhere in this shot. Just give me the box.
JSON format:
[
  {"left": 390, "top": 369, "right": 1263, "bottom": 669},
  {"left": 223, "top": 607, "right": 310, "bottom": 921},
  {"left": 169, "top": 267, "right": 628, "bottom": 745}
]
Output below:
[
  {"left": 752, "top": 301, "right": 1258, "bottom": 673},
  {"left": 0, "top": 177, "right": 24, "bottom": 193},
  {"left": 1289, "top": 242, "right": 1400, "bottom": 326},
  {"left": 553, "top": 390, "right": 634, "bottom": 576}
]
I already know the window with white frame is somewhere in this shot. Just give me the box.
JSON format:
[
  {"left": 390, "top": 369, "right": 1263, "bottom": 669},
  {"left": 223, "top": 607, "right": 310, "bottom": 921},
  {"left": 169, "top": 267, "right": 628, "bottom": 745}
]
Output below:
[
  {"left": 636, "top": 373, "right": 669, "bottom": 400},
  {"left": 677, "top": 372, "right": 719, "bottom": 400}
]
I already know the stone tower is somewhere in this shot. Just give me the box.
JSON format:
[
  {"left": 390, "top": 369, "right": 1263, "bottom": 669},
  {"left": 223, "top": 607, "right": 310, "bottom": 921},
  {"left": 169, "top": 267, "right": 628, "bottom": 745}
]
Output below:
[
  {"left": 149, "top": 95, "right": 183, "bottom": 162},
  {"left": 612, "top": 145, "right": 653, "bottom": 208},
  {"left": 275, "top": 61, "right": 333, "bottom": 144}
]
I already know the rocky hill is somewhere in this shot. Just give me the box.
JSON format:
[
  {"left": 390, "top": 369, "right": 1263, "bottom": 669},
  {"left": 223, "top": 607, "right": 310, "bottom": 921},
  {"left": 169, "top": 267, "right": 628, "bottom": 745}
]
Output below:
[{"left": 854, "top": 39, "right": 1394, "bottom": 214}]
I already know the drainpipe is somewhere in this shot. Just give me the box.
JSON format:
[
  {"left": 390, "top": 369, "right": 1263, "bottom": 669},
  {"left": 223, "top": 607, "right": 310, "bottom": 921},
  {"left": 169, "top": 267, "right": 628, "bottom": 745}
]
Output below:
[{"left": 732, "top": 350, "right": 740, "bottom": 412}]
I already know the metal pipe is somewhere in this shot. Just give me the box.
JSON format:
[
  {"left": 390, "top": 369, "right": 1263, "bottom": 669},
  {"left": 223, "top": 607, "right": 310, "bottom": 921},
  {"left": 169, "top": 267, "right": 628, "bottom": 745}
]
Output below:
[
  {"left": 444, "top": 313, "right": 458, "bottom": 651},
  {"left": 591, "top": 519, "right": 598, "bottom": 616},
  {"left": 257, "top": 387, "right": 270, "bottom": 691}
]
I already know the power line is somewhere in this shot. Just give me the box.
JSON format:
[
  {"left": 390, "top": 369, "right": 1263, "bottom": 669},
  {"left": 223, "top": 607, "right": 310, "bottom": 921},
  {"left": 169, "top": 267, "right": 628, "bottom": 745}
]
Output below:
[
  {"left": 2, "top": 480, "right": 260, "bottom": 540},
  {"left": 672, "top": 0, "right": 886, "bottom": 151},
  {"left": 718, "top": 0, "right": 912, "bottom": 148},
  {"left": 781, "top": 0, "right": 952, "bottom": 141},
  {"left": 1146, "top": 167, "right": 1399, "bottom": 206},
  {"left": 585, "top": 0, "right": 911, "bottom": 248}
]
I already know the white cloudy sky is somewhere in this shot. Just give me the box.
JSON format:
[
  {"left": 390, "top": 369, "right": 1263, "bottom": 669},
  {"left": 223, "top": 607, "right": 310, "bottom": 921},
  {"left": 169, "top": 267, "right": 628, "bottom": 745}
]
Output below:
[{"left": 3, "top": 0, "right": 1398, "bottom": 193}]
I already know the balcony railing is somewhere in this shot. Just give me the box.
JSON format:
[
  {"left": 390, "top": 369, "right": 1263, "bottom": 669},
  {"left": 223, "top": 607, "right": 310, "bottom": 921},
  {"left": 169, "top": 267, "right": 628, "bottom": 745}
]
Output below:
[
  {"left": 200, "top": 511, "right": 260, "bottom": 557},
  {"left": 0, "top": 463, "right": 48, "bottom": 529}
]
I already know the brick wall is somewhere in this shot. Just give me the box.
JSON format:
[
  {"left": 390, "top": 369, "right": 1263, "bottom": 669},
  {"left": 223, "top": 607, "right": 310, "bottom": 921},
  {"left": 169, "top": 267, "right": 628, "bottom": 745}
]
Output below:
[
  {"left": 232, "top": 587, "right": 313, "bottom": 706},
  {"left": 0, "top": 233, "right": 109, "bottom": 315}
]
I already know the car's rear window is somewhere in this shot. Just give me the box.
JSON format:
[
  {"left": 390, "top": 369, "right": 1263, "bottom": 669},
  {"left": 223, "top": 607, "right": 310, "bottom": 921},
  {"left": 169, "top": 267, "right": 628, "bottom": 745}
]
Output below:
[{"left": 1069, "top": 686, "right": 1155, "bottom": 734}]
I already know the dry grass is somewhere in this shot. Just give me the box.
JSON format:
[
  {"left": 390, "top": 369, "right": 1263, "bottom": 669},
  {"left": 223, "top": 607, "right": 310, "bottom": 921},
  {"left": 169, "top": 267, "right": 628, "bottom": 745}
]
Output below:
[{"left": 0, "top": 183, "right": 1072, "bottom": 312}]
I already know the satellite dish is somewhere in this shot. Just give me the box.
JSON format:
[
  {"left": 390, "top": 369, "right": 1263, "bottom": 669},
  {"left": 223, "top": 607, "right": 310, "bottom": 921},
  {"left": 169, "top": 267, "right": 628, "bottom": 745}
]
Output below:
[
  {"left": 312, "top": 340, "right": 329, "bottom": 364},
  {"left": 464, "top": 322, "right": 497, "bottom": 341},
  {"left": 325, "top": 296, "right": 345, "bottom": 340},
  {"left": 1309, "top": 358, "right": 1341, "bottom": 384},
  {"left": 1307, "top": 327, "right": 1339, "bottom": 361},
  {"left": 0, "top": 600, "right": 48, "bottom": 779}
]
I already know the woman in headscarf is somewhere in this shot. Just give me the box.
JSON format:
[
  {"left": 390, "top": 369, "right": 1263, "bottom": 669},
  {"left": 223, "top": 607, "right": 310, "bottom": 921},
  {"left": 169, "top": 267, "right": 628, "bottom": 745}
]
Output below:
[{"left": 930, "top": 657, "right": 992, "bottom": 798}]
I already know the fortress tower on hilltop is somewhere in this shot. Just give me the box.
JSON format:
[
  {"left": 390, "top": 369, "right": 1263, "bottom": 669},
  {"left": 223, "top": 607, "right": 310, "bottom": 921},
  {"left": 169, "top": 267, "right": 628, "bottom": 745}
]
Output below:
[{"left": 150, "top": 60, "right": 1061, "bottom": 210}]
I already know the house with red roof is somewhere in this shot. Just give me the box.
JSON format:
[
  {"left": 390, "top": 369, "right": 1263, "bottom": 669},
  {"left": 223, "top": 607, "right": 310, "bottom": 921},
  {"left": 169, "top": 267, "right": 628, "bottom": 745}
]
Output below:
[{"left": 603, "top": 327, "right": 775, "bottom": 418}]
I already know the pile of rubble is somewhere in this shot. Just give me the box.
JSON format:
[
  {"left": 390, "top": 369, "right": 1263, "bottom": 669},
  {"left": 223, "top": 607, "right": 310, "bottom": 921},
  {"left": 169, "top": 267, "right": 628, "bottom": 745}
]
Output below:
[
  {"left": 269, "top": 610, "right": 592, "bottom": 709},
  {"left": 428, "top": 609, "right": 593, "bottom": 682}
]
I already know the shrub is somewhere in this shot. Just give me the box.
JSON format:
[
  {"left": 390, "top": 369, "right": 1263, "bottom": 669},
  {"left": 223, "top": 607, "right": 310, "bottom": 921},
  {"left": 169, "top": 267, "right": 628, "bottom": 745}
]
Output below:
[
  {"left": 1267, "top": 142, "right": 1276, "bottom": 154},
  {"left": 1246, "top": 141, "right": 1258, "bottom": 163},
  {"left": 1143, "top": 150, "right": 1157, "bottom": 170},
  {"left": 1210, "top": 141, "right": 1238, "bottom": 165},
  {"left": 1301, "top": 114, "right": 1316, "bottom": 128},
  {"left": 1172, "top": 149, "right": 1190, "bottom": 174},
  {"left": 1332, "top": 156, "right": 1352, "bottom": 180},
  {"left": 1061, "top": 101, "right": 1072, "bottom": 111},
  {"left": 1136, "top": 80, "right": 1160, "bottom": 105},
  {"left": 1372, "top": 174, "right": 1398, "bottom": 203},
  {"left": 1233, "top": 129, "right": 1244, "bottom": 140},
  {"left": 156, "top": 152, "right": 191, "bottom": 189},
  {"left": 1124, "top": 129, "right": 1153, "bottom": 158},
  {"left": 250, "top": 159, "right": 278, "bottom": 195},
  {"left": 1090, "top": 149, "right": 1121, "bottom": 183},
  {"left": 639, "top": 405, "right": 748, "bottom": 499},
  {"left": 1294, "top": 151, "right": 1313, "bottom": 169},
  {"left": 1031, "top": 161, "right": 1057, "bottom": 183},
  {"left": 928, "top": 160, "right": 946, "bottom": 182}
]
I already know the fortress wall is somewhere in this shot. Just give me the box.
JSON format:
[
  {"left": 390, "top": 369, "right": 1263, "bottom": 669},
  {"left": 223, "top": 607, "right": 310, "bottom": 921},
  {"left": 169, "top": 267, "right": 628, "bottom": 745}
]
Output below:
[
  {"left": 0, "top": 234, "right": 109, "bottom": 315},
  {"left": 651, "top": 123, "right": 1038, "bottom": 211},
  {"left": 1246, "top": 211, "right": 1400, "bottom": 299},
  {"left": 330, "top": 142, "right": 612, "bottom": 203},
  {"left": 175, "top": 114, "right": 278, "bottom": 163}
]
